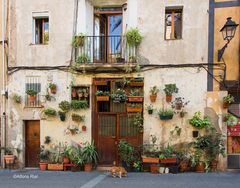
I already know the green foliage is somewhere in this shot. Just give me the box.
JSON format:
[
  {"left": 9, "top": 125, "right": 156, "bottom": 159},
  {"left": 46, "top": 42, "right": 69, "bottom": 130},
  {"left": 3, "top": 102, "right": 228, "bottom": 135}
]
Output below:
[
  {"left": 72, "top": 33, "right": 85, "bottom": 47},
  {"left": 49, "top": 143, "right": 65, "bottom": 164},
  {"left": 71, "top": 100, "right": 89, "bottom": 110},
  {"left": 158, "top": 108, "right": 174, "bottom": 116},
  {"left": 26, "top": 89, "right": 38, "bottom": 96},
  {"left": 149, "top": 86, "right": 159, "bottom": 95},
  {"left": 224, "top": 114, "right": 238, "bottom": 126},
  {"left": 159, "top": 144, "right": 175, "bottom": 159},
  {"left": 72, "top": 113, "right": 85, "bottom": 122},
  {"left": 82, "top": 141, "right": 98, "bottom": 164},
  {"left": 67, "top": 145, "right": 83, "bottom": 165},
  {"left": 43, "top": 108, "right": 57, "bottom": 116},
  {"left": 59, "top": 101, "right": 71, "bottom": 112},
  {"left": 163, "top": 84, "right": 178, "bottom": 96},
  {"left": 146, "top": 104, "right": 154, "bottom": 111},
  {"left": 49, "top": 83, "right": 56, "bottom": 89},
  {"left": 111, "top": 89, "right": 127, "bottom": 103},
  {"left": 118, "top": 140, "right": 135, "bottom": 166},
  {"left": 125, "top": 28, "right": 143, "bottom": 46},
  {"left": 39, "top": 145, "right": 50, "bottom": 162},
  {"left": 76, "top": 54, "right": 90, "bottom": 64},
  {"left": 223, "top": 94, "right": 234, "bottom": 103},
  {"left": 129, "top": 89, "right": 143, "bottom": 96},
  {"left": 189, "top": 112, "right": 211, "bottom": 129},
  {"left": 132, "top": 113, "right": 144, "bottom": 132},
  {"left": 95, "top": 90, "right": 110, "bottom": 96},
  {"left": 12, "top": 93, "right": 21, "bottom": 103},
  {"left": 170, "top": 126, "right": 182, "bottom": 136}
]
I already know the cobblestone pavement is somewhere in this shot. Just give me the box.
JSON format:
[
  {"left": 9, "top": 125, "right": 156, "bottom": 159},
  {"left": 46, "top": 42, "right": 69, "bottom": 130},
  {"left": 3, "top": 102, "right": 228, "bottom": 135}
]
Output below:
[{"left": 0, "top": 169, "right": 240, "bottom": 188}]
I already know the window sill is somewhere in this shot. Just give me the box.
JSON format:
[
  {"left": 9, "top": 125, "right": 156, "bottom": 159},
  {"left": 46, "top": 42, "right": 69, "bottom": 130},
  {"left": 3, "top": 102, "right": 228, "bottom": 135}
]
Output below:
[
  {"left": 164, "top": 38, "right": 183, "bottom": 41},
  {"left": 29, "top": 43, "right": 49, "bottom": 46}
]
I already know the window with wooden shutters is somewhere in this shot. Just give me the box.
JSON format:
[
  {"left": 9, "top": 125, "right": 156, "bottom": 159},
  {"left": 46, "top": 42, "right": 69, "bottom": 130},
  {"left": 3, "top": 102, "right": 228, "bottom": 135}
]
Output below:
[{"left": 165, "top": 7, "right": 183, "bottom": 40}]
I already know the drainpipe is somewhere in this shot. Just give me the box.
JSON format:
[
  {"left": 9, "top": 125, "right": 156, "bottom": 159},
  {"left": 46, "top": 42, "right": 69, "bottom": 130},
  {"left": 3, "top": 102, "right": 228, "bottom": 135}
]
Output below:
[{"left": 1, "top": 0, "right": 6, "bottom": 168}]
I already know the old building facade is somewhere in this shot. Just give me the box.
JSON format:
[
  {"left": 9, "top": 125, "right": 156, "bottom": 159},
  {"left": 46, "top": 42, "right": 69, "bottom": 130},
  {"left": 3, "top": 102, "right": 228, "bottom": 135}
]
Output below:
[{"left": 1, "top": 0, "right": 239, "bottom": 170}]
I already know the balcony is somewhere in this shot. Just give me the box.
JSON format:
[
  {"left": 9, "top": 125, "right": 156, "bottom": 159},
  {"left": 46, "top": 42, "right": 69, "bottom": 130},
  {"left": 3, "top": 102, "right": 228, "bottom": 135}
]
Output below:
[{"left": 73, "top": 35, "right": 138, "bottom": 72}]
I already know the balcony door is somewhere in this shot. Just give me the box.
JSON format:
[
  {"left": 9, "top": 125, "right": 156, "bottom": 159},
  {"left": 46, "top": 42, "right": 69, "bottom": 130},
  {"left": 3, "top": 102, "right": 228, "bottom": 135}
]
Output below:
[{"left": 94, "top": 8, "right": 122, "bottom": 63}]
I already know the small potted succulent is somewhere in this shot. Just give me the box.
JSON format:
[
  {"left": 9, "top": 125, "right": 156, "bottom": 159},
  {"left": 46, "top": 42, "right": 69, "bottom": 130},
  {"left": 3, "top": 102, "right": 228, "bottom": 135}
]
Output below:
[
  {"left": 158, "top": 108, "right": 174, "bottom": 120},
  {"left": 95, "top": 90, "right": 110, "bottom": 101},
  {"left": 146, "top": 104, "right": 154, "bottom": 114},
  {"left": 149, "top": 86, "right": 159, "bottom": 103},
  {"left": 49, "top": 83, "right": 57, "bottom": 94},
  {"left": 163, "top": 84, "right": 178, "bottom": 102},
  {"left": 26, "top": 89, "right": 38, "bottom": 103},
  {"left": 223, "top": 94, "right": 234, "bottom": 108},
  {"left": 82, "top": 141, "right": 98, "bottom": 172}
]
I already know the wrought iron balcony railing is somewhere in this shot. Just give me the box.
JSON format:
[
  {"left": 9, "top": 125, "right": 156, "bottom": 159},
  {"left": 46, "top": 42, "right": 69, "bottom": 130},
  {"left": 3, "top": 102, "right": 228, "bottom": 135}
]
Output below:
[{"left": 74, "top": 35, "right": 137, "bottom": 65}]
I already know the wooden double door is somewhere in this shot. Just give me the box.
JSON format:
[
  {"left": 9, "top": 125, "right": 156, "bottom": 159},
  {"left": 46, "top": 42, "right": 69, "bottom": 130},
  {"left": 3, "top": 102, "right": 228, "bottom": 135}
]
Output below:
[
  {"left": 93, "top": 79, "right": 143, "bottom": 165},
  {"left": 25, "top": 120, "right": 40, "bottom": 167}
]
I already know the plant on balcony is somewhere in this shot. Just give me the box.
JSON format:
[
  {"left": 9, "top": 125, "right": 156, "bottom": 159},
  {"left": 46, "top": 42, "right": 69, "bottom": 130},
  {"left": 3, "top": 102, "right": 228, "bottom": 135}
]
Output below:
[
  {"left": 26, "top": 89, "right": 38, "bottom": 103},
  {"left": 76, "top": 54, "right": 90, "bottom": 64},
  {"left": 125, "top": 28, "right": 143, "bottom": 46},
  {"left": 71, "top": 100, "right": 89, "bottom": 110},
  {"left": 111, "top": 89, "right": 127, "bottom": 103},
  {"left": 59, "top": 101, "right": 71, "bottom": 113},
  {"left": 58, "top": 111, "right": 66, "bottom": 122},
  {"left": 95, "top": 90, "right": 110, "bottom": 101},
  {"left": 127, "top": 103, "right": 143, "bottom": 113},
  {"left": 72, "top": 33, "right": 86, "bottom": 47},
  {"left": 223, "top": 94, "right": 234, "bottom": 108},
  {"left": 72, "top": 113, "right": 85, "bottom": 123},
  {"left": 128, "top": 89, "right": 143, "bottom": 102},
  {"left": 224, "top": 113, "right": 238, "bottom": 126},
  {"left": 49, "top": 83, "right": 57, "bottom": 94},
  {"left": 149, "top": 86, "right": 159, "bottom": 103},
  {"left": 115, "top": 53, "right": 125, "bottom": 63},
  {"left": 189, "top": 112, "right": 211, "bottom": 129},
  {"left": 43, "top": 108, "right": 57, "bottom": 117},
  {"left": 12, "top": 93, "right": 21, "bottom": 104},
  {"left": 163, "top": 84, "right": 178, "bottom": 102},
  {"left": 158, "top": 108, "right": 174, "bottom": 120},
  {"left": 146, "top": 104, "right": 154, "bottom": 114},
  {"left": 132, "top": 112, "right": 144, "bottom": 132}
]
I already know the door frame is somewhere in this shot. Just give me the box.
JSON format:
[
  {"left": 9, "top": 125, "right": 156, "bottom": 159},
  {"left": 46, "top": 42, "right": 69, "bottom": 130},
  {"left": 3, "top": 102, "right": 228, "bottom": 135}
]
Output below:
[{"left": 24, "top": 120, "right": 40, "bottom": 167}]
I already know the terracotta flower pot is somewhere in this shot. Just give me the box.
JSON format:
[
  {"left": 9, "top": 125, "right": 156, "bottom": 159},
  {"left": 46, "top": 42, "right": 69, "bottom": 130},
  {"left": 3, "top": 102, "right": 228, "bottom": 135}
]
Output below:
[
  {"left": 179, "top": 160, "right": 189, "bottom": 172},
  {"left": 223, "top": 102, "right": 230, "bottom": 109},
  {"left": 175, "top": 102, "right": 183, "bottom": 110},
  {"left": 63, "top": 157, "right": 70, "bottom": 164},
  {"left": 150, "top": 165, "right": 159, "bottom": 174},
  {"left": 84, "top": 163, "right": 93, "bottom": 172},
  {"left": 210, "top": 160, "right": 218, "bottom": 171},
  {"left": 28, "top": 95, "right": 36, "bottom": 103},
  {"left": 166, "top": 95, "right": 172, "bottom": 102},
  {"left": 4, "top": 155, "right": 15, "bottom": 164},
  {"left": 82, "top": 125, "right": 87, "bottom": 132},
  {"left": 150, "top": 95, "right": 157, "bottom": 103},
  {"left": 195, "top": 162, "right": 205, "bottom": 173},
  {"left": 72, "top": 89, "right": 77, "bottom": 98},
  {"left": 39, "top": 162, "right": 48, "bottom": 171},
  {"left": 50, "top": 87, "right": 57, "bottom": 94},
  {"left": 48, "top": 163, "right": 63, "bottom": 171}
]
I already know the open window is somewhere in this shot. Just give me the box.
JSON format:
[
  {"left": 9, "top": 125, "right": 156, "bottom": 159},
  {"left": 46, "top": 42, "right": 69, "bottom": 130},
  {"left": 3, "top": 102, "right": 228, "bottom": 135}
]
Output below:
[
  {"left": 33, "top": 14, "right": 49, "bottom": 44},
  {"left": 165, "top": 7, "right": 183, "bottom": 40}
]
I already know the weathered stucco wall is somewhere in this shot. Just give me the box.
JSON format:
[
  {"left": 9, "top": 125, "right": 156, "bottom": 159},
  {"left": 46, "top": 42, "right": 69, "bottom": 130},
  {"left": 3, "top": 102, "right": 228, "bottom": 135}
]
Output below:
[{"left": 137, "top": 0, "right": 209, "bottom": 65}]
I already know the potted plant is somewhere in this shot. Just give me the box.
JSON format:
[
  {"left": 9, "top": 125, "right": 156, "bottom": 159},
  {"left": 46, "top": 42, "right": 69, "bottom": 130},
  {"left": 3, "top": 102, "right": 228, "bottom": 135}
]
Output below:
[
  {"left": 12, "top": 93, "right": 21, "bottom": 104},
  {"left": 39, "top": 145, "right": 49, "bottom": 171},
  {"left": 129, "top": 77, "right": 144, "bottom": 87},
  {"left": 95, "top": 90, "right": 110, "bottom": 101},
  {"left": 163, "top": 84, "right": 178, "bottom": 102},
  {"left": 43, "top": 108, "right": 57, "bottom": 117},
  {"left": 133, "top": 160, "right": 142, "bottom": 172},
  {"left": 72, "top": 33, "right": 86, "bottom": 47},
  {"left": 142, "top": 135, "right": 160, "bottom": 164},
  {"left": 129, "top": 55, "right": 137, "bottom": 63},
  {"left": 48, "top": 143, "right": 64, "bottom": 171},
  {"left": 223, "top": 94, "right": 234, "bottom": 108},
  {"left": 189, "top": 112, "right": 211, "bottom": 129},
  {"left": 62, "top": 144, "right": 71, "bottom": 164},
  {"left": 111, "top": 89, "right": 127, "bottom": 103},
  {"left": 190, "top": 149, "right": 205, "bottom": 173},
  {"left": 132, "top": 113, "right": 144, "bottom": 132},
  {"left": 49, "top": 83, "right": 57, "bottom": 94},
  {"left": 118, "top": 140, "right": 135, "bottom": 172},
  {"left": 93, "top": 80, "right": 107, "bottom": 86},
  {"left": 146, "top": 104, "right": 154, "bottom": 114},
  {"left": 82, "top": 125, "right": 87, "bottom": 132},
  {"left": 171, "top": 97, "right": 190, "bottom": 110},
  {"left": 224, "top": 114, "right": 238, "bottom": 126},
  {"left": 125, "top": 28, "right": 143, "bottom": 47},
  {"left": 44, "top": 136, "right": 51, "bottom": 145},
  {"left": 76, "top": 54, "right": 90, "bottom": 64},
  {"left": 149, "top": 86, "right": 159, "bottom": 103},
  {"left": 68, "top": 145, "right": 83, "bottom": 171},
  {"left": 115, "top": 53, "right": 125, "bottom": 63},
  {"left": 0, "top": 147, "right": 15, "bottom": 165},
  {"left": 71, "top": 100, "right": 89, "bottom": 110},
  {"left": 58, "top": 111, "right": 66, "bottom": 122},
  {"left": 72, "top": 88, "right": 77, "bottom": 98},
  {"left": 82, "top": 141, "right": 98, "bottom": 172},
  {"left": 26, "top": 89, "right": 38, "bottom": 103},
  {"left": 127, "top": 103, "right": 143, "bottom": 113},
  {"left": 159, "top": 145, "right": 177, "bottom": 164},
  {"left": 59, "top": 101, "right": 71, "bottom": 113},
  {"left": 128, "top": 89, "right": 143, "bottom": 102},
  {"left": 72, "top": 114, "right": 85, "bottom": 122},
  {"left": 158, "top": 108, "right": 174, "bottom": 120}
]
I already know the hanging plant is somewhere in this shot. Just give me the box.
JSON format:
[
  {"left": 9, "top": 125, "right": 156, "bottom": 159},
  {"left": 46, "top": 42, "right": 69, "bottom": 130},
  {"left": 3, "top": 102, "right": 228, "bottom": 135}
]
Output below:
[
  {"left": 49, "top": 83, "right": 57, "bottom": 94},
  {"left": 163, "top": 84, "right": 178, "bottom": 102},
  {"left": 189, "top": 112, "right": 211, "bottom": 129},
  {"left": 72, "top": 113, "right": 85, "bottom": 122},
  {"left": 158, "top": 108, "right": 174, "bottom": 120},
  {"left": 72, "top": 33, "right": 86, "bottom": 47},
  {"left": 71, "top": 100, "right": 89, "bottom": 110},
  {"left": 43, "top": 108, "right": 57, "bottom": 117},
  {"left": 58, "top": 111, "right": 66, "bottom": 122},
  {"left": 132, "top": 113, "right": 144, "bottom": 132},
  {"left": 12, "top": 93, "right": 21, "bottom": 104},
  {"left": 125, "top": 28, "right": 143, "bottom": 46},
  {"left": 59, "top": 101, "right": 71, "bottom": 112}
]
